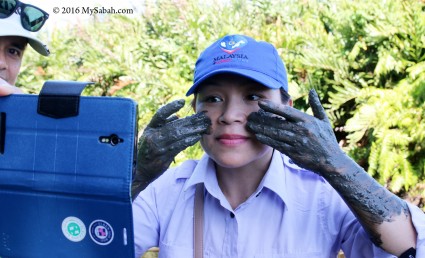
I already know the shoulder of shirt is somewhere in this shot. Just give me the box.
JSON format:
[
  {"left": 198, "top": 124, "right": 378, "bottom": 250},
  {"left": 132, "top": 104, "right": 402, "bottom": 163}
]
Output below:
[
  {"left": 280, "top": 152, "right": 333, "bottom": 191},
  {"left": 149, "top": 159, "right": 198, "bottom": 187},
  {"left": 277, "top": 152, "right": 340, "bottom": 211}
]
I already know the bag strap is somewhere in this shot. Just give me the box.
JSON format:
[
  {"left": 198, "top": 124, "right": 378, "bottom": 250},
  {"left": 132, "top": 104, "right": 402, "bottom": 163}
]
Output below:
[{"left": 193, "top": 183, "right": 204, "bottom": 258}]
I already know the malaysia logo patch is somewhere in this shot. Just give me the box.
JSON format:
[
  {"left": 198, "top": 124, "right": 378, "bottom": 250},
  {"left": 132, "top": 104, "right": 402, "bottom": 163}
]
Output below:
[
  {"left": 89, "top": 220, "right": 114, "bottom": 245},
  {"left": 213, "top": 35, "right": 249, "bottom": 65},
  {"left": 219, "top": 35, "right": 248, "bottom": 54}
]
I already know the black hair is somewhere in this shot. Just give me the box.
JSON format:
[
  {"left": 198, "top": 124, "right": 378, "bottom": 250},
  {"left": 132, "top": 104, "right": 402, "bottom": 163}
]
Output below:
[
  {"left": 192, "top": 87, "right": 291, "bottom": 110},
  {"left": 192, "top": 73, "right": 291, "bottom": 106},
  {"left": 280, "top": 88, "right": 291, "bottom": 104}
]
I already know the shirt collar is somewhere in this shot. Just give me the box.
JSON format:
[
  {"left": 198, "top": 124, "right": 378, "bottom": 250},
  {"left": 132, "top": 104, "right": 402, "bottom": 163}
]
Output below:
[
  {"left": 183, "top": 154, "right": 229, "bottom": 206},
  {"left": 184, "top": 151, "right": 291, "bottom": 207},
  {"left": 184, "top": 154, "right": 210, "bottom": 190},
  {"left": 258, "top": 150, "right": 289, "bottom": 207}
]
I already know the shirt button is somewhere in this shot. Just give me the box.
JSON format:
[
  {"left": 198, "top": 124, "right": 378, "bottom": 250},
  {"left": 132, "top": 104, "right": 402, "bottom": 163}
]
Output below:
[
  {"left": 289, "top": 159, "right": 294, "bottom": 164},
  {"left": 230, "top": 212, "right": 235, "bottom": 218}
]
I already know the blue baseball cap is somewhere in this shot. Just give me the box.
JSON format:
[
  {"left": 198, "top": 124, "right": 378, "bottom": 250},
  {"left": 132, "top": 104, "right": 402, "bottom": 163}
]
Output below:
[{"left": 186, "top": 34, "right": 288, "bottom": 96}]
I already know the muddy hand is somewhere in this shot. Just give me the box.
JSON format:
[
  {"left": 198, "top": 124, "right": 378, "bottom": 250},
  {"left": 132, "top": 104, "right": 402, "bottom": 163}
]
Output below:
[
  {"left": 249, "top": 90, "right": 416, "bottom": 251},
  {"left": 247, "top": 89, "right": 345, "bottom": 174},
  {"left": 132, "top": 99, "right": 211, "bottom": 199}
]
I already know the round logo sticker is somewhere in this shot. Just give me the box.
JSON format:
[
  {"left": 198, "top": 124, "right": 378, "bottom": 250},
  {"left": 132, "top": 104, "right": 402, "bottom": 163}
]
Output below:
[
  {"left": 62, "top": 216, "right": 86, "bottom": 242},
  {"left": 89, "top": 220, "right": 114, "bottom": 245}
]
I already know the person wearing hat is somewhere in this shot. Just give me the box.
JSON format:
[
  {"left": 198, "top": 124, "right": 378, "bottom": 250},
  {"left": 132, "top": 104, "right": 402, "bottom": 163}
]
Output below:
[
  {"left": 132, "top": 34, "right": 424, "bottom": 258},
  {"left": 0, "top": 0, "right": 49, "bottom": 95}
]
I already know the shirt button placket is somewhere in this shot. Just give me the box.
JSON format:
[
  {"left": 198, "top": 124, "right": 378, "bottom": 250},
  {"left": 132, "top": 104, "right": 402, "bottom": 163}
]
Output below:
[{"left": 223, "top": 210, "right": 238, "bottom": 257}]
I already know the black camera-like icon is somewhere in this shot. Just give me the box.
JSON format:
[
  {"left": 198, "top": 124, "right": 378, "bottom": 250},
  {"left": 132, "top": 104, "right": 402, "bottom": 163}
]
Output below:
[{"left": 99, "top": 134, "right": 123, "bottom": 146}]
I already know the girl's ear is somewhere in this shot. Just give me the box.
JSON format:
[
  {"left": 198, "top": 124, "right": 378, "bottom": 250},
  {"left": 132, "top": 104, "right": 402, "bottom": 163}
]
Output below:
[
  {"left": 288, "top": 98, "right": 293, "bottom": 107},
  {"left": 191, "top": 95, "right": 197, "bottom": 112}
]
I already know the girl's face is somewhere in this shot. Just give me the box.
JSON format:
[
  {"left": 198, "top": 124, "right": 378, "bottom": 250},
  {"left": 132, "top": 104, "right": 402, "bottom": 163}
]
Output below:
[{"left": 194, "top": 73, "right": 284, "bottom": 170}]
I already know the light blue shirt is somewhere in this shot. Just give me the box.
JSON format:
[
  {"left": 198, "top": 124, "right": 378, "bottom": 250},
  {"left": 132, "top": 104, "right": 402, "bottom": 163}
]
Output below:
[{"left": 132, "top": 152, "right": 425, "bottom": 258}]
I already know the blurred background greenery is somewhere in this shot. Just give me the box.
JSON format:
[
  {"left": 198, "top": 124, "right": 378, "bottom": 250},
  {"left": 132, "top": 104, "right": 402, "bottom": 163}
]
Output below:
[{"left": 18, "top": 0, "right": 425, "bottom": 210}]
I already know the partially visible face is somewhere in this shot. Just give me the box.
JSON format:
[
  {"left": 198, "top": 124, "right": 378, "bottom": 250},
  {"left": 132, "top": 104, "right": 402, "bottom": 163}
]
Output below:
[
  {"left": 0, "top": 36, "right": 27, "bottom": 85},
  {"left": 194, "top": 73, "right": 283, "bottom": 170}
]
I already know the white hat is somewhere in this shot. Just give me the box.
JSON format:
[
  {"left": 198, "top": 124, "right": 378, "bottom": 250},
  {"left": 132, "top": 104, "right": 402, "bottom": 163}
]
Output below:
[{"left": 0, "top": 12, "right": 49, "bottom": 56}]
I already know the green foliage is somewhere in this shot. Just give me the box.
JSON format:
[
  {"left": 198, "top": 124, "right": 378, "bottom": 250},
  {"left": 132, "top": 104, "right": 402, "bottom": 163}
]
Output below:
[
  {"left": 341, "top": 1, "right": 425, "bottom": 197},
  {"left": 18, "top": 0, "right": 425, "bottom": 208}
]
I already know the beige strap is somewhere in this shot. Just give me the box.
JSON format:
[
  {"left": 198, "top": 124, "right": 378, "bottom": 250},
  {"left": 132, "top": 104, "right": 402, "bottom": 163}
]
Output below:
[{"left": 193, "top": 183, "right": 204, "bottom": 258}]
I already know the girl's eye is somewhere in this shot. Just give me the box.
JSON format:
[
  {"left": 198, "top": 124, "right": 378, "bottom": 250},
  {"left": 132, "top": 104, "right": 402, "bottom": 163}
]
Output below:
[
  {"left": 246, "top": 94, "right": 262, "bottom": 101},
  {"left": 204, "top": 96, "right": 222, "bottom": 103}
]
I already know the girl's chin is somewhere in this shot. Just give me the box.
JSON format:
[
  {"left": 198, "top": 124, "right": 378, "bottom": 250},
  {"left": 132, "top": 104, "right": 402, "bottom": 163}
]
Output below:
[
  {"left": 210, "top": 154, "right": 259, "bottom": 169},
  {"left": 206, "top": 147, "right": 274, "bottom": 170},
  {"left": 209, "top": 155, "right": 242, "bottom": 167}
]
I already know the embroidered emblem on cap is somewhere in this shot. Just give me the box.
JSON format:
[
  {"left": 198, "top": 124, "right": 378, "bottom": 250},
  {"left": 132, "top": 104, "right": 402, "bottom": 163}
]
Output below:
[
  {"left": 213, "top": 35, "right": 249, "bottom": 65},
  {"left": 219, "top": 35, "right": 247, "bottom": 54}
]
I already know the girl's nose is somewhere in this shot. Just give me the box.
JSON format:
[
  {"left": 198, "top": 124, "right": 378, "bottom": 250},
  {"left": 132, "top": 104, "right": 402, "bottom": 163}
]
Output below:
[{"left": 218, "top": 99, "right": 247, "bottom": 125}]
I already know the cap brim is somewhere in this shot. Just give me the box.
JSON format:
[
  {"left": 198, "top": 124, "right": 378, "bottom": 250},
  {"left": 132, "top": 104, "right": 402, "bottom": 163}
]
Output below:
[
  {"left": 0, "top": 16, "right": 49, "bottom": 56},
  {"left": 186, "top": 68, "right": 283, "bottom": 96}
]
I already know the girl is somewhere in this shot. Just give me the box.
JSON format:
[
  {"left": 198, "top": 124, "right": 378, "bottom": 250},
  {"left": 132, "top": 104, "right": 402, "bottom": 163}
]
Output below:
[{"left": 132, "top": 34, "right": 423, "bottom": 258}]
